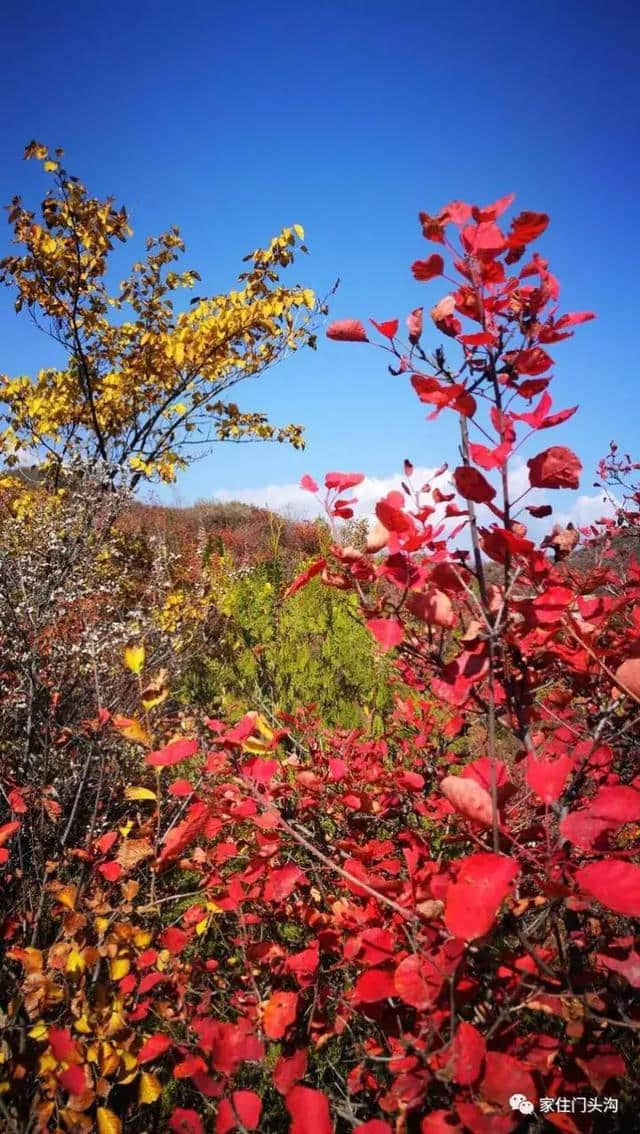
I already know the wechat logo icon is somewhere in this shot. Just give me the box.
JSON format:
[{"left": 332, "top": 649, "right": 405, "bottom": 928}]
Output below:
[{"left": 509, "top": 1094, "right": 535, "bottom": 1116}]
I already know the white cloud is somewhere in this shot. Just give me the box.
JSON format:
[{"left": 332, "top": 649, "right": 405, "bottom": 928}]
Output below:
[
  {"left": 207, "top": 461, "right": 617, "bottom": 544},
  {"left": 555, "top": 491, "right": 617, "bottom": 531},
  {"left": 209, "top": 465, "right": 444, "bottom": 521}
]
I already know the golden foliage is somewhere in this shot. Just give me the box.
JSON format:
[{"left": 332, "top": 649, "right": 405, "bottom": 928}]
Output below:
[{"left": 0, "top": 143, "right": 317, "bottom": 492}]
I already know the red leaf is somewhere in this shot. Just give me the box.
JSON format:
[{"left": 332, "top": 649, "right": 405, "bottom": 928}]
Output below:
[
  {"left": 598, "top": 949, "right": 640, "bottom": 988},
  {"left": 452, "top": 1021, "right": 486, "bottom": 1085},
  {"left": 560, "top": 810, "right": 610, "bottom": 850},
  {"left": 273, "top": 1049, "right": 308, "bottom": 1095},
  {"left": 284, "top": 558, "right": 326, "bottom": 598},
  {"left": 157, "top": 801, "right": 208, "bottom": 869},
  {"left": 615, "top": 658, "right": 640, "bottom": 698},
  {"left": 0, "top": 821, "right": 20, "bottom": 847},
  {"left": 174, "top": 1055, "right": 208, "bottom": 1079},
  {"left": 445, "top": 854, "right": 520, "bottom": 940},
  {"left": 146, "top": 738, "right": 199, "bottom": 767},
  {"left": 468, "top": 442, "right": 511, "bottom": 470},
  {"left": 575, "top": 860, "right": 640, "bottom": 916},
  {"left": 575, "top": 1052, "right": 626, "bottom": 1093},
  {"left": 95, "top": 830, "right": 118, "bottom": 855},
  {"left": 454, "top": 1103, "right": 511, "bottom": 1134},
  {"left": 138, "top": 1033, "right": 172, "bottom": 1064},
  {"left": 286, "top": 1087, "right": 331, "bottom": 1134},
  {"left": 587, "top": 785, "right": 640, "bottom": 824},
  {"left": 324, "top": 471, "right": 365, "bottom": 491},
  {"left": 441, "top": 200, "right": 472, "bottom": 226},
  {"left": 527, "top": 446, "right": 582, "bottom": 490},
  {"left": 263, "top": 865, "right": 307, "bottom": 902},
  {"left": 169, "top": 1110, "right": 204, "bottom": 1134},
  {"left": 480, "top": 1051, "right": 537, "bottom": 1108},
  {"left": 370, "top": 318, "right": 399, "bottom": 339},
  {"left": 366, "top": 618, "right": 404, "bottom": 652},
  {"left": 57, "top": 1064, "right": 86, "bottom": 1095},
  {"left": 441, "top": 776, "right": 494, "bottom": 828},
  {"left": 169, "top": 779, "right": 194, "bottom": 797},
  {"left": 407, "top": 590, "right": 455, "bottom": 628},
  {"left": 556, "top": 310, "right": 596, "bottom": 328},
  {"left": 98, "top": 860, "right": 122, "bottom": 882},
  {"left": 453, "top": 466, "right": 496, "bottom": 504},
  {"left": 461, "top": 758, "right": 509, "bottom": 792},
  {"left": 527, "top": 504, "right": 553, "bottom": 518},
  {"left": 421, "top": 1112, "right": 463, "bottom": 1134},
  {"left": 159, "top": 927, "right": 190, "bottom": 954},
  {"left": 326, "top": 319, "right": 368, "bottom": 342},
  {"left": 356, "top": 1123, "right": 393, "bottom": 1134},
  {"left": 459, "top": 332, "right": 495, "bottom": 347},
  {"left": 473, "top": 194, "right": 515, "bottom": 222},
  {"left": 394, "top": 953, "right": 443, "bottom": 1009},
  {"left": 509, "top": 210, "right": 549, "bottom": 246},
  {"left": 352, "top": 967, "right": 396, "bottom": 1004},
  {"left": 412, "top": 254, "right": 444, "bottom": 281},
  {"left": 526, "top": 753, "right": 573, "bottom": 804},
  {"left": 461, "top": 222, "right": 506, "bottom": 257},
  {"left": 49, "top": 1027, "right": 78, "bottom": 1062},
  {"left": 216, "top": 1091, "right": 262, "bottom": 1133},
  {"left": 375, "top": 499, "right": 415, "bottom": 534},
  {"left": 532, "top": 585, "right": 574, "bottom": 625},
  {"left": 513, "top": 346, "right": 553, "bottom": 375},
  {"left": 300, "top": 474, "right": 318, "bottom": 493},
  {"left": 262, "top": 990, "right": 298, "bottom": 1040}
]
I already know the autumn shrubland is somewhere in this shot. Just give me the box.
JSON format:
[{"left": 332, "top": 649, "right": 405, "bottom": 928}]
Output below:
[{"left": 0, "top": 148, "right": 639, "bottom": 1134}]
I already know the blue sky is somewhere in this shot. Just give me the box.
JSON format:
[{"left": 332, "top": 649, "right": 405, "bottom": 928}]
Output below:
[{"left": 1, "top": 0, "right": 639, "bottom": 511}]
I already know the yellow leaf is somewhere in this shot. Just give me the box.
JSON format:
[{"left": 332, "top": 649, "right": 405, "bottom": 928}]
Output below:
[
  {"left": 121, "top": 1050, "right": 138, "bottom": 1072},
  {"left": 110, "top": 957, "right": 131, "bottom": 981},
  {"left": 66, "top": 949, "right": 86, "bottom": 975},
  {"left": 28, "top": 1023, "right": 48, "bottom": 1041},
  {"left": 242, "top": 737, "right": 271, "bottom": 755},
  {"left": 124, "top": 786, "right": 156, "bottom": 802},
  {"left": 54, "top": 884, "right": 77, "bottom": 911},
  {"left": 97, "top": 1107, "right": 122, "bottom": 1134},
  {"left": 195, "top": 917, "right": 209, "bottom": 936},
  {"left": 138, "top": 1070, "right": 162, "bottom": 1104},
  {"left": 293, "top": 223, "right": 305, "bottom": 240},
  {"left": 124, "top": 644, "right": 145, "bottom": 675},
  {"left": 43, "top": 160, "right": 59, "bottom": 172},
  {"left": 113, "top": 716, "right": 152, "bottom": 747},
  {"left": 74, "top": 1015, "right": 91, "bottom": 1034}
]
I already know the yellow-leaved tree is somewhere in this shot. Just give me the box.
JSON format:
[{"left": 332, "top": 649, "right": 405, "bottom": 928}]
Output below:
[{"left": 0, "top": 142, "right": 319, "bottom": 489}]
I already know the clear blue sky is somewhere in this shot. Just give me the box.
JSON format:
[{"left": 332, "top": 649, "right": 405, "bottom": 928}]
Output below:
[{"left": 1, "top": 0, "right": 638, "bottom": 507}]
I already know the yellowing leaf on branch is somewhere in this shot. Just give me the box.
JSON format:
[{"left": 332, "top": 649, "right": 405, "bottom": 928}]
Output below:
[
  {"left": 124, "top": 786, "right": 157, "bottom": 802},
  {"left": 97, "top": 1107, "right": 122, "bottom": 1134},
  {"left": 66, "top": 950, "right": 86, "bottom": 976},
  {"left": 112, "top": 716, "right": 152, "bottom": 748},
  {"left": 138, "top": 1071, "right": 163, "bottom": 1104},
  {"left": 124, "top": 644, "right": 145, "bottom": 675},
  {"left": 110, "top": 956, "right": 131, "bottom": 981},
  {"left": 48, "top": 883, "right": 77, "bottom": 910},
  {"left": 140, "top": 670, "right": 170, "bottom": 710}
]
